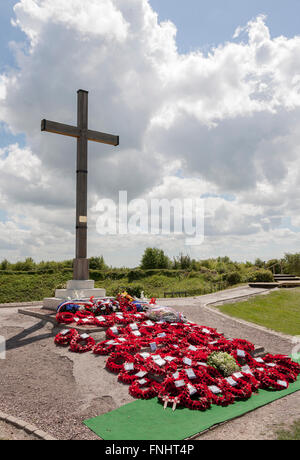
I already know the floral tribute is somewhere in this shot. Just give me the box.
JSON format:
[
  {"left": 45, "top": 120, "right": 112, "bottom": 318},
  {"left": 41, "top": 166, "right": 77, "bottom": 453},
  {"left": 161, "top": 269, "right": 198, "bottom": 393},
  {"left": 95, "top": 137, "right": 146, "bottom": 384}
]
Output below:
[{"left": 54, "top": 295, "right": 300, "bottom": 411}]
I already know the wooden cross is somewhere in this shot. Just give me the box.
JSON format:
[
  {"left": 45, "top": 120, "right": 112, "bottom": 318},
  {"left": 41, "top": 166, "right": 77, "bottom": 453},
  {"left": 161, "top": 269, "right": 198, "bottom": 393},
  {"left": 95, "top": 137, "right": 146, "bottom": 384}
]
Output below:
[{"left": 41, "top": 90, "right": 119, "bottom": 280}]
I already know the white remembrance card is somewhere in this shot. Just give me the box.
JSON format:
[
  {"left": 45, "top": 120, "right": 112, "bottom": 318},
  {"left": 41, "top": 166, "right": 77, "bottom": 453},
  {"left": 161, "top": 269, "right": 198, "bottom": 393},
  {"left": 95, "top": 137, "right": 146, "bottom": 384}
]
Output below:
[
  {"left": 175, "top": 380, "right": 185, "bottom": 388},
  {"left": 154, "top": 358, "right": 166, "bottom": 367},
  {"left": 145, "top": 321, "right": 154, "bottom": 326},
  {"left": 138, "top": 379, "right": 147, "bottom": 386},
  {"left": 164, "top": 356, "right": 176, "bottom": 362},
  {"left": 183, "top": 357, "right": 192, "bottom": 366},
  {"left": 158, "top": 333, "right": 166, "bottom": 338},
  {"left": 188, "top": 346, "right": 197, "bottom": 351},
  {"left": 139, "top": 352, "right": 150, "bottom": 359},
  {"left": 266, "top": 363, "right": 276, "bottom": 368},
  {"left": 237, "top": 349, "right": 246, "bottom": 358},
  {"left": 198, "top": 362, "right": 207, "bottom": 367},
  {"left": 172, "top": 372, "right": 179, "bottom": 379},
  {"left": 185, "top": 368, "right": 196, "bottom": 379},
  {"left": 132, "top": 331, "right": 141, "bottom": 337},
  {"left": 111, "top": 327, "right": 119, "bottom": 335},
  {"left": 124, "top": 363, "right": 134, "bottom": 371},
  {"left": 61, "top": 329, "right": 69, "bottom": 336},
  {"left": 80, "top": 333, "right": 89, "bottom": 339},
  {"left": 226, "top": 377, "right": 238, "bottom": 387},
  {"left": 277, "top": 380, "right": 288, "bottom": 388},
  {"left": 202, "top": 328, "right": 210, "bottom": 334},
  {"left": 130, "top": 323, "right": 138, "bottom": 331},
  {"left": 233, "top": 372, "right": 243, "bottom": 379},
  {"left": 187, "top": 384, "right": 197, "bottom": 396},
  {"left": 255, "top": 358, "right": 264, "bottom": 363},
  {"left": 135, "top": 371, "right": 147, "bottom": 378},
  {"left": 97, "top": 316, "right": 106, "bottom": 322},
  {"left": 208, "top": 385, "right": 221, "bottom": 394}
]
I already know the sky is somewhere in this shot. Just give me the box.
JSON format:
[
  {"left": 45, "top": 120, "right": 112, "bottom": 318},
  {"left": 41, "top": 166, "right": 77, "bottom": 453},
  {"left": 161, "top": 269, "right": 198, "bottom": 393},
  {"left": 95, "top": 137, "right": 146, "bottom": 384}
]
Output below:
[{"left": 0, "top": 0, "right": 300, "bottom": 267}]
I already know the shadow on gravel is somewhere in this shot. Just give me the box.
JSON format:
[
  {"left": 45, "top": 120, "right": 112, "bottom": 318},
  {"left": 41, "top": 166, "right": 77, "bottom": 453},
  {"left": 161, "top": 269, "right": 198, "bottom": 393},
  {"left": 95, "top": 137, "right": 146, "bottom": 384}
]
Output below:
[{"left": 6, "top": 320, "right": 54, "bottom": 351}]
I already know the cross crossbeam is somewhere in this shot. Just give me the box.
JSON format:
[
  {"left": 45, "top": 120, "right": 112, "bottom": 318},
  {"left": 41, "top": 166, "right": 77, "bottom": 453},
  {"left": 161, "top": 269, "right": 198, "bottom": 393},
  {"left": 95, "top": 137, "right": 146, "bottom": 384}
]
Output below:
[
  {"left": 41, "top": 90, "right": 119, "bottom": 280},
  {"left": 41, "top": 119, "right": 119, "bottom": 146}
]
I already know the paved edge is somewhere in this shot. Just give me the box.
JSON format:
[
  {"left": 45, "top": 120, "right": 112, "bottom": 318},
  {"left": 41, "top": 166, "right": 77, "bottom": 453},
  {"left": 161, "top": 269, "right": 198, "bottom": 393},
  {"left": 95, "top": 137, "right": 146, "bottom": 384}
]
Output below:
[
  {"left": 0, "top": 301, "right": 42, "bottom": 309},
  {"left": 0, "top": 411, "right": 57, "bottom": 440}
]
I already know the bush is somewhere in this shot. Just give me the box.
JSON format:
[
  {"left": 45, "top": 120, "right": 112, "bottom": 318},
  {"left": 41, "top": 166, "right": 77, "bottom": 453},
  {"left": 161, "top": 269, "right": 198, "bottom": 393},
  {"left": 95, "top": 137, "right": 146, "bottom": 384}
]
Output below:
[
  {"left": 224, "top": 271, "right": 242, "bottom": 285},
  {"left": 207, "top": 352, "right": 240, "bottom": 377},
  {"left": 111, "top": 285, "right": 143, "bottom": 298},
  {"left": 247, "top": 269, "right": 273, "bottom": 283},
  {"left": 140, "top": 248, "right": 171, "bottom": 269}
]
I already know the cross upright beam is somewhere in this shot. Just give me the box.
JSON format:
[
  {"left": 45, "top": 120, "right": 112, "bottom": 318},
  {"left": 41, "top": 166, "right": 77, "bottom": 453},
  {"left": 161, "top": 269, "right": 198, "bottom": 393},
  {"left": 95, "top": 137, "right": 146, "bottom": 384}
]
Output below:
[{"left": 41, "top": 90, "right": 119, "bottom": 280}]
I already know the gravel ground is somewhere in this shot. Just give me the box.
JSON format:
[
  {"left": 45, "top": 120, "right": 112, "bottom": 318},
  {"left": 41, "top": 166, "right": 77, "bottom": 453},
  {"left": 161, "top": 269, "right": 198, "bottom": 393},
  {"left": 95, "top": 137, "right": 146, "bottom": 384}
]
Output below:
[{"left": 0, "top": 287, "right": 299, "bottom": 440}]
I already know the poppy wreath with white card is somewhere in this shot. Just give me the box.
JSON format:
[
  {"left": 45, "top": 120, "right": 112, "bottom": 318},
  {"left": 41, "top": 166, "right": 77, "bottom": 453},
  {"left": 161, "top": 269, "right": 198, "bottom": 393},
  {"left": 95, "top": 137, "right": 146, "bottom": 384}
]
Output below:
[
  {"left": 93, "top": 339, "right": 122, "bottom": 355},
  {"left": 118, "top": 364, "right": 148, "bottom": 384},
  {"left": 221, "top": 376, "right": 253, "bottom": 400},
  {"left": 105, "top": 351, "right": 134, "bottom": 374},
  {"left": 259, "top": 369, "right": 290, "bottom": 390},
  {"left": 263, "top": 354, "right": 300, "bottom": 376},
  {"left": 129, "top": 378, "right": 162, "bottom": 399},
  {"left": 69, "top": 333, "right": 95, "bottom": 353},
  {"left": 93, "top": 315, "right": 114, "bottom": 328},
  {"left": 205, "top": 382, "right": 235, "bottom": 407},
  {"left": 54, "top": 328, "right": 79, "bottom": 346},
  {"left": 180, "top": 383, "right": 212, "bottom": 411},
  {"left": 105, "top": 325, "right": 124, "bottom": 339}
]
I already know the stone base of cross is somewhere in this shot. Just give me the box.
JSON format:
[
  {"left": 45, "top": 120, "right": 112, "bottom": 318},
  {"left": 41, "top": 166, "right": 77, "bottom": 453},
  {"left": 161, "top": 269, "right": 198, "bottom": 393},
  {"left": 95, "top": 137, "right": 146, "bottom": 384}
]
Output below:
[{"left": 41, "top": 90, "right": 119, "bottom": 310}]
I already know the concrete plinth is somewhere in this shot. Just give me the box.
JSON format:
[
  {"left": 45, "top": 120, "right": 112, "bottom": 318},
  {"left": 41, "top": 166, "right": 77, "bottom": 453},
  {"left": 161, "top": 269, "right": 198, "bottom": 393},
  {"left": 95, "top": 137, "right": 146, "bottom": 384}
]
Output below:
[{"left": 43, "top": 279, "right": 106, "bottom": 310}]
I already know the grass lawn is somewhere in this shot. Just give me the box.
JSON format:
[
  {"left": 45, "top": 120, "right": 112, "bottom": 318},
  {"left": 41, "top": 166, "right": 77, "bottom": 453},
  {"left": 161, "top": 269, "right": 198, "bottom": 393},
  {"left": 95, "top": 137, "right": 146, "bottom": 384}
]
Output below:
[
  {"left": 276, "top": 419, "right": 300, "bottom": 440},
  {"left": 216, "top": 288, "right": 300, "bottom": 336}
]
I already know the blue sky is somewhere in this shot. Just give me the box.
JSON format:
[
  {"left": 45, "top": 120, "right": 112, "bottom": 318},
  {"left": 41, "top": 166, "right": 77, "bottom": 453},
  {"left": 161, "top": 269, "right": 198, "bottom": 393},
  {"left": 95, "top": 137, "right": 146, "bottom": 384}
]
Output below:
[{"left": 149, "top": 0, "right": 300, "bottom": 53}]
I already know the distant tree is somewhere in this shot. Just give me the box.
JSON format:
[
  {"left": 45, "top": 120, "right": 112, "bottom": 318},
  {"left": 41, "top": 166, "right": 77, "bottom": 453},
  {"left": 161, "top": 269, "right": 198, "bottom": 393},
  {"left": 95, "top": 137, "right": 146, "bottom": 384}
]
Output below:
[
  {"left": 0, "top": 259, "right": 10, "bottom": 270},
  {"left": 254, "top": 258, "right": 265, "bottom": 268},
  {"left": 140, "top": 248, "right": 170, "bottom": 269},
  {"left": 89, "top": 256, "right": 108, "bottom": 270},
  {"left": 14, "top": 258, "right": 35, "bottom": 271},
  {"left": 284, "top": 253, "right": 300, "bottom": 275}
]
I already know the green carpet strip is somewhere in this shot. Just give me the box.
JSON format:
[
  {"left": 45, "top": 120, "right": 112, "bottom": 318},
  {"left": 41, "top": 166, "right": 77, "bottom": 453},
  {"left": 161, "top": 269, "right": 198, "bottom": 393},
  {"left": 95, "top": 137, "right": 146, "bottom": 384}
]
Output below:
[{"left": 84, "top": 356, "right": 300, "bottom": 440}]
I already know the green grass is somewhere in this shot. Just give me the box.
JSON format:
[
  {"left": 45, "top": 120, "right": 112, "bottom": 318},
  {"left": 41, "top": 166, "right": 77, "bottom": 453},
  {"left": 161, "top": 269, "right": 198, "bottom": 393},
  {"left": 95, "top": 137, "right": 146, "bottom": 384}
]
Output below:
[
  {"left": 276, "top": 419, "right": 300, "bottom": 440},
  {"left": 216, "top": 288, "right": 300, "bottom": 336}
]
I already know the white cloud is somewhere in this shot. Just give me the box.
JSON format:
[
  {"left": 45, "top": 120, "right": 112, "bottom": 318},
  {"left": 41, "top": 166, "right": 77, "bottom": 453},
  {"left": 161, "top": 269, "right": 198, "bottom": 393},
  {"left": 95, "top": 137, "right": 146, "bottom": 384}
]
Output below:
[{"left": 0, "top": 2, "right": 300, "bottom": 265}]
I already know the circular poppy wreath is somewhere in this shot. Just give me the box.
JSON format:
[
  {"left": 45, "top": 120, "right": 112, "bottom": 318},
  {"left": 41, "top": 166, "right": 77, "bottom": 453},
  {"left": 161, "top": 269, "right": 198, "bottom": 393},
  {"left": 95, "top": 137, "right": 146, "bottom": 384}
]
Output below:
[
  {"left": 54, "top": 328, "right": 79, "bottom": 346},
  {"left": 180, "top": 384, "right": 212, "bottom": 411},
  {"left": 118, "top": 364, "right": 148, "bottom": 385},
  {"left": 105, "top": 351, "right": 134, "bottom": 374},
  {"left": 56, "top": 312, "right": 74, "bottom": 324},
  {"left": 129, "top": 379, "right": 162, "bottom": 400},
  {"left": 69, "top": 334, "right": 95, "bottom": 353}
]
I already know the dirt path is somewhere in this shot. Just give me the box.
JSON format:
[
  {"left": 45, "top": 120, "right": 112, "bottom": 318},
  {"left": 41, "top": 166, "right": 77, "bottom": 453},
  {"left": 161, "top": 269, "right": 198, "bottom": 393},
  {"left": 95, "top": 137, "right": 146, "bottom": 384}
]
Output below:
[{"left": 0, "top": 287, "right": 299, "bottom": 440}]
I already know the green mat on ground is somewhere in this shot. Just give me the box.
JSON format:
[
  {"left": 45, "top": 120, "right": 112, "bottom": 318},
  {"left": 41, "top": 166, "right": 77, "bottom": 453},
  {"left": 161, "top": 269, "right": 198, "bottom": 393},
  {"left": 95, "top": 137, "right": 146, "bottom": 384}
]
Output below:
[{"left": 84, "top": 356, "right": 300, "bottom": 440}]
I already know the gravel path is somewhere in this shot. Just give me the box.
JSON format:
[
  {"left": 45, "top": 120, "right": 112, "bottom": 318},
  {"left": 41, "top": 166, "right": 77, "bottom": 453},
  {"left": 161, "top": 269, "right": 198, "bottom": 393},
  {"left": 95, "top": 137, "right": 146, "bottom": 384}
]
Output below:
[{"left": 0, "top": 287, "right": 299, "bottom": 440}]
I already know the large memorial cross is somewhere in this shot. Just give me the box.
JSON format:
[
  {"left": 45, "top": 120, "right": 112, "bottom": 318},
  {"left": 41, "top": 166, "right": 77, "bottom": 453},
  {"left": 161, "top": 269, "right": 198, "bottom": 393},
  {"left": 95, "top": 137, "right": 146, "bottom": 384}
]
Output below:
[{"left": 41, "top": 90, "right": 119, "bottom": 281}]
